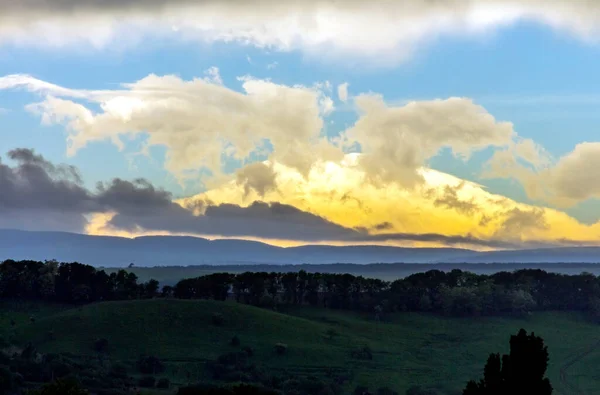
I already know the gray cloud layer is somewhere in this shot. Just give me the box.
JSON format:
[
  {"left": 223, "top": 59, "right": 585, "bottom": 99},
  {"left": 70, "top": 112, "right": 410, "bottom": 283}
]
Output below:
[
  {"left": 2, "top": 1, "right": 600, "bottom": 65},
  {"left": 0, "top": 147, "right": 541, "bottom": 248}
]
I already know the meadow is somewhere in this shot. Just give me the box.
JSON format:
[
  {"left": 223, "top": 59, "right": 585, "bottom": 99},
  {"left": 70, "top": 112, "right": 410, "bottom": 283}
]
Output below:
[{"left": 3, "top": 299, "right": 599, "bottom": 394}]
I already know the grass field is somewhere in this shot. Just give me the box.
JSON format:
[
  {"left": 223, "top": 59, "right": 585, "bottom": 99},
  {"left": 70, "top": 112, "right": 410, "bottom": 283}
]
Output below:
[{"left": 3, "top": 299, "right": 600, "bottom": 394}]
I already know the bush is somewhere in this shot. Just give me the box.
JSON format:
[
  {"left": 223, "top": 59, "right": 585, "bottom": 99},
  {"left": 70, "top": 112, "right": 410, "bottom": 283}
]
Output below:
[
  {"left": 93, "top": 338, "right": 109, "bottom": 353},
  {"left": 157, "top": 378, "right": 171, "bottom": 389},
  {"left": 243, "top": 346, "right": 254, "bottom": 357},
  {"left": 325, "top": 329, "right": 339, "bottom": 341},
  {"left": 212, "top": 313, "right": 225, "bottom": 326},
  {"left": 138, "top": 376, "right": 156, "bottom": 388},
  {"left": 109, "top": 362, "right": 128, "bottom": 379},
  {"left": 351, "top": 346, "right": 373, "bottom": 360},
  {"left": 354, "top": 385, "right": 371, "bottom": 395},
  {"left": 231, "top": 335, "right": 240, "bottom": 346},
  {"left": 405, "top": 386, "right": 440, "bottom": 395},
  {"left": 34, "top": 378, "right": 89, "bottom": 395},
  {"left": 274, "top": 343, "right": 288, "bottom": 355},
  {"left": 377, "top": 387, "right": 399, "bottom": 395},
  {"left": 137, "top": 355, "right": 165, "bottom": 375},
  {"left": 0, "top": 366, "right": 18, "bottom": 393}
]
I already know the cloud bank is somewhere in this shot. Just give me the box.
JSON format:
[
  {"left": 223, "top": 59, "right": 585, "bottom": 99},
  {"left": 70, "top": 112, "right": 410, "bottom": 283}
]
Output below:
[
  {"left": 1, "top": 1, "right": 600, "bottom": 65},
  {"left": 2, "top": 71, "right": 600, "bottom": 249},
  {"left": 0, "top": 72, "right": 543, "bottom": 190}
]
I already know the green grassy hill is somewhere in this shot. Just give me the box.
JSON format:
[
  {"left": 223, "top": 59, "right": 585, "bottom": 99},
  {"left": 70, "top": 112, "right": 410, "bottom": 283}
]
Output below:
[{"left": 5, "top": 299, "right": 600, "bottom": 394}]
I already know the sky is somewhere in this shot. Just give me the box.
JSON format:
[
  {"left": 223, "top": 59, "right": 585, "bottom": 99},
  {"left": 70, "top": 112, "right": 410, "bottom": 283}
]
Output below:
[{"left": 2, "top": 0, "right": 600, "bottom": 250}]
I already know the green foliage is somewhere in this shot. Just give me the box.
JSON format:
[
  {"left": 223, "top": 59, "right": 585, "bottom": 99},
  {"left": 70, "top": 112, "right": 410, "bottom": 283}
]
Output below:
[
  {"left": 156, "top": 377, "right": 171, "bottom": 389},
  {"left": 109, "top": 362, "right": 128, "bottom": 379},
  {"left": 351, "top": 346, "right": 373, "bottom": 360},
  {"left": 0, "top": 365, "right": 19, "bottom": 393},
  {"left": 405, "top": 386, "right": 441, "bottom": 395},
  {"left": 138, "top": 375, "right": 156, "bottom": 388},
  {"left": 243, "top": 346, "right": 254, "bottom": 357},
  {"left": 231, "top": 335, "right": 240, "bottom": 346},
  {"left": 212, "top": 313, "right": 225, "bottom": 326},
  {"left": 274, "top": 343, "right": 288, "bottom": 355},
  {"left": 137, "top": 355, "right": 165, "bottom": 375},
  {"left": 325, "top": 329, "right": 339, "bottom": 341},
  {"left": 93, "top": 338, "right": 109, "bottom": 353},
  {"left": 354, "top": 385, "right": 371, "bottom": 395},
  {"left": 177, "top": 383, "right": 279, "bottom": 395},
  {"left": 31, "top": 378, "right": 89, "bottom": 395},
  {"left": 377, "top": 387, "right": 398, "bottom": 395}
]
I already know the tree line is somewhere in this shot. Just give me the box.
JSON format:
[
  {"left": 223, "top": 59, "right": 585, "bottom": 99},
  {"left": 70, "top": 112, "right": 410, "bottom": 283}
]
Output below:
[{"left": 3, "top": 259, "right": 600, "bottom": 319}]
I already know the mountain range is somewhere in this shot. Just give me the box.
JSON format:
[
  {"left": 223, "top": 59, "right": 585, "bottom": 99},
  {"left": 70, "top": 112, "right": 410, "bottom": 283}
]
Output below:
[{"left": 1, "top": 229, "right": 599, "bottom": 267}]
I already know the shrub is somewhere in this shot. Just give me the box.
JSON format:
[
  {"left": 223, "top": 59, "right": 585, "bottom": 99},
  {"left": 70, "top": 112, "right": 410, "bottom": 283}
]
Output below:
[
  {"left": 34, "top": 378, "right": 89, "bottom": 395},
  {"left": 138, "top": 376, "right": 156, "bottom": 388},
  {"left": 231, "top": 335, "right": 241, "bottom": 346},
  {"left": 243, "top": 346, "right": 254, "bottom": 357},
  {"left": 325, "top": 329, "right": 339, "bottom": 341},
  {"left": 137, "top": 355, "right": 165, "bottom": 375},
  {"left": 405, "top": 386, "right": 440, "bottom": 395},
  {"left": 354, "top": 385, "right": 371, "bottom": 395},
  {"left": 157, "top": 378, "right": 171, "bottom": 389},
  {"left": 274, "top": 343, "right": 288, "bottom": 355},
  {"left": 351, "top": 346, "right": 373, "bottom": 360},
  {"left": 93, "top": 338, "right": 109, "bottom": 353},
  {"left": 212, "top": 313, "right": 225, "bottom": 326},
  {"left": 109, "top": 362, "right": 128, "bottom": 379}
]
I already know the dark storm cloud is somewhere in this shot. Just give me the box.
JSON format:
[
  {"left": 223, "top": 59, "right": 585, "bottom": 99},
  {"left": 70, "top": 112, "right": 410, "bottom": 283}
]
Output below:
[
  {"left": 0, "top": 148, "right": 91, "bottom": 212},
  {"left": 107, "top": 201, "right": 356, "bottom": 242}
]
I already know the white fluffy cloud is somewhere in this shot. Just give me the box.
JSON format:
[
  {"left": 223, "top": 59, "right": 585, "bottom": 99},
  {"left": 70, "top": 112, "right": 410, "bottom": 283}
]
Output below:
[
  {"left": 344, "top": 95, "right": 532, "bottom": 187},
  {"left": 2, "top": 1, "right": 600, "bottom": 65},
  {"left": 1, "top": 72, "right": 340, "bottom": 181},
  {"left": 337, "top": 83, "right": 349, "bottom": 102},
  {"left": 486, "top": 142, "right": 600, "bottom": 207},
  {"left": 0, "top": 72, "right": 543, "bottom": 192}
]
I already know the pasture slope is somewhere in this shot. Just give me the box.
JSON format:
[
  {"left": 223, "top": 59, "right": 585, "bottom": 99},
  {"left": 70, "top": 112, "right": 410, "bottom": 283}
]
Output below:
[{"left": 3, "top": 299, "right": 600, "bottom": 394}]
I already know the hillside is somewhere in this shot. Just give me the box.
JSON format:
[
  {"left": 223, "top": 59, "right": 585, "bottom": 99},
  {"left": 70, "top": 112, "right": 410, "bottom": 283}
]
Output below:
[
  {"left": 0, "top": 229, "right": 476, "bottom": 266},
  {"left": 6, "top": 299, "right": 600, "bottom": 394}
]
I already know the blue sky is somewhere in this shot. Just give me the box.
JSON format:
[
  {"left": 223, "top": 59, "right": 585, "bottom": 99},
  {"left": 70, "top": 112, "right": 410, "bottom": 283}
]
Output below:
[{"left": 2, "top": 1, "right": 600, "bottom": 247}]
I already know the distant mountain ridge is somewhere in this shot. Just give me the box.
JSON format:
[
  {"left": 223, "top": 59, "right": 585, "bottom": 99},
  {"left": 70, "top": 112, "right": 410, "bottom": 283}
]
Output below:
[{"left": 1, "top": 229, "right": 599, "bottom": 267}]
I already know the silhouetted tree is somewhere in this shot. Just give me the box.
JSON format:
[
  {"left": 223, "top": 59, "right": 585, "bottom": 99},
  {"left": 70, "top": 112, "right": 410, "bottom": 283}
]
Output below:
[{"left": 463, "top": 329, "right": 552, "bottom": 395}]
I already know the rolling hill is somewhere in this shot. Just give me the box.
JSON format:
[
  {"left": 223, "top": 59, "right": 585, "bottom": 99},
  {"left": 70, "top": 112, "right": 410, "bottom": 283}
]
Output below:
[
  {"left": 2, "top": 229, "right": 600, "bottom": 267},
  {"left": 5, "top": 299, "right": 600, "bottom": 394}
]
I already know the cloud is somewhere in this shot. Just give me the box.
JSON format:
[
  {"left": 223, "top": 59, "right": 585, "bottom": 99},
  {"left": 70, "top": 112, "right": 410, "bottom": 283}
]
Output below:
[
  {"left": 4, "top": 147, "right": 600, "bottom": 250},
  {"left": 494, "top": 207, "right": 548, "bottom": 240},
  {"left": 101, "top": 199, "right": 517, "bottom": 248},
  {"left": 0, "top": 73, "right": 340, "bottom": 182},
  {"left": 344, "top": 95, "right": 518, "bottom": 187},
  {"left": 0, "top": 148, "right": 92, "bottom": 232},
  {"left": 176, "top": 156, "right": 600, "bottom": 249},
  {"left": 235, "top": 162, "right": 277, "bottom": 197},
  {"left": 484, "top": 142, "right": 600, "bottom": 207},
  {"left": 4, "top": 73, "right": 541, "bottom": 191},
  {"left": 0, "top": 148, "right": 90, "bottom": 211},
  {"left": 1, "top": 1, "right": 600, "bottom": 65},
  {"left": 432, "top": 183, "right": 480, "bottom": 215},
  {"left": 337, "top": 82, "right": 349, "bottom": 102}
]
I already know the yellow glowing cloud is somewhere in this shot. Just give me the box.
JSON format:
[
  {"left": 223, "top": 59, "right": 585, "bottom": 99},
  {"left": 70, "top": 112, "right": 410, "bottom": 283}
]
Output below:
[{"left": 146, "top": 155, "right": 598, "bottom": 249}]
